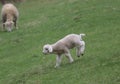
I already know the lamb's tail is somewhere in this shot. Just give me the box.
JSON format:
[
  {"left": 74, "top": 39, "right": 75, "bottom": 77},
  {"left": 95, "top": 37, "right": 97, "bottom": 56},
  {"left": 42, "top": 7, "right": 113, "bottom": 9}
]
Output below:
[{"left": 79, "top": 33, "right": 85, "bottom": 40}]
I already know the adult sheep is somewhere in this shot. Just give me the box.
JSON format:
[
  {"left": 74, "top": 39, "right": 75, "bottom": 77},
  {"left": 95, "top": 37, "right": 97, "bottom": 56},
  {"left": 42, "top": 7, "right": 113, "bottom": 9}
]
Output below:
[{"left": 1, "top": 3, "right": 19, "bottom": 32}]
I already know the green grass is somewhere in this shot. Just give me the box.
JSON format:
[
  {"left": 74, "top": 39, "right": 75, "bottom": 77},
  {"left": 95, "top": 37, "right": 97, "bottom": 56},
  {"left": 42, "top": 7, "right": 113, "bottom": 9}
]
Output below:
[{"left": 0, "top": 0, "right": 120, "bottom": 84}]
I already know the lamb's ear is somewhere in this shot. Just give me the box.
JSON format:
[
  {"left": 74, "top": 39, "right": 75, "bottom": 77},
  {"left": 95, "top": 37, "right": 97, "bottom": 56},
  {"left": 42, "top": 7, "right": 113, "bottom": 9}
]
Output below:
[{"left": 48, "top": 45, "right": 53, "bottom": 53}]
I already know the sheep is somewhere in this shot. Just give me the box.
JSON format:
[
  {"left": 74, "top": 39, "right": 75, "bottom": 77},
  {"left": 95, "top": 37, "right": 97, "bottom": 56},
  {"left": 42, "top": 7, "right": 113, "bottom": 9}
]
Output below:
[
  {"left": 43, "top": 33, "right": 86, "bottom": 68},
  {"left": 1, "top": 3, "right": 19, "bottom": 32}
]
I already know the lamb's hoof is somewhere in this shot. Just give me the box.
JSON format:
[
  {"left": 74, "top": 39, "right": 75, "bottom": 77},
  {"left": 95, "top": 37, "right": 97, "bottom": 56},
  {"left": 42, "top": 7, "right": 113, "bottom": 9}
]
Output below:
[
  {"left": 16, "top": 27, "right": 19, "bottom": 30},
  {"left": 70, "top": 60, "right": 74, "bottom": 63},
  {"left": 81, "top": 54, "right": 84, "bottom": 56},
  {"left": 54, "top": 65, "right": 59, "bottom": 68},
  {"left": 7, "top": 29, "right": 12, "bottom": 32}
]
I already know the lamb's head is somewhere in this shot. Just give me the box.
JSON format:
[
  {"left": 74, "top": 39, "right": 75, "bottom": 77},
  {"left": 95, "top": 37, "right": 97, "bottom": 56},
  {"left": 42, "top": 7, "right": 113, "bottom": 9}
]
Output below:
[
  {"left": 4, "top": 21, "right": 14, "bottom": 32},
  {"left": 43, "top": 44, "right": 53, "bottom": 55}
]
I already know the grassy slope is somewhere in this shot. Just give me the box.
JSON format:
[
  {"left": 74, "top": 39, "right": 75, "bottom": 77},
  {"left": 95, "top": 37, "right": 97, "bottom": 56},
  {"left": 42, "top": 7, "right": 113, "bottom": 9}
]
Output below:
[{"left": 0, "top": 0, "right": 120, "bottom": 84}]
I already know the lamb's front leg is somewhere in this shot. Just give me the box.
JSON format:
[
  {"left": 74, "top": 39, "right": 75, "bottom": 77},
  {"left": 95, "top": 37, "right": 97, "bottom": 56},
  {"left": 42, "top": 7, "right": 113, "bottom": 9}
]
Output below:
[
  {"left": 76, "top": 47, "right": 81, "bottom": 57},
  {"left": 80, "top": 41, "right": 85, "bottom": 56},
  {"left": 65, "top": 51, "right": 74, "bottom": 63},
  {"left": 55, "top": 55, "right": 62, "bottom": 68},
  {"left": 76, "top": 41, "right": 85, "bottom": 57}
]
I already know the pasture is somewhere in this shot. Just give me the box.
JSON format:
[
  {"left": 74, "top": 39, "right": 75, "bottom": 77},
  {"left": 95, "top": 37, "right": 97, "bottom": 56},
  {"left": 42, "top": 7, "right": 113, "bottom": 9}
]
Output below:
[{"left": 0, "top": 0, "right": 120, "bottom": 84}]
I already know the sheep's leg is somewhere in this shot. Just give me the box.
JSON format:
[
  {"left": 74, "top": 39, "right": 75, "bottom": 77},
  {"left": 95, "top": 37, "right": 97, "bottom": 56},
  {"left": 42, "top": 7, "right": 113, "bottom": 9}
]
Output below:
[
  {"left": 7, "top": 28, "right": 12, "bottom": 32},
  {"left": 76, "top": 41, "right": 85, "bottom": 57},
  {"left": 15, "top": 21, "right": 19, "bottom": 29},
  {"left": 14, "top": 21, "right": 19, "bottom": 30},
  {"left": 14, "top": 17, "right": 18, "bottom": 29},
  {"left": 55, "top": 55, "right": 62, "bottom": 68},
  {"left": 14, "top": 21, "right": 16, "bottom": 28},
  {"left": 2, "top": 24, "right": 5, "bottom": 31},
  {"left": 65, "top": 52, "right": 74, "bottom": 63},
  {"left": 76, "top": 47, "right": 81, "bottom": 57},
  {"left": 14, "top": 20, "right": 18, "bottom": 29},
  {"left": 80, "top": 41, "right": 85, "bottom": 56},
  {"left": 2, "top": 18, "right": 6, "bottom": 31},
  {"left": 80, "top": 46, "right": 85, "bottom": 56}
]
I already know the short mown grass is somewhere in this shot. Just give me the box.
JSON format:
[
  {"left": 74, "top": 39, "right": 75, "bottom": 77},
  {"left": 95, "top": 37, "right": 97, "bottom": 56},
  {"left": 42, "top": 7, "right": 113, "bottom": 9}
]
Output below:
[{"left": 0, "top": 0, "right": 120, "bottom": 84}]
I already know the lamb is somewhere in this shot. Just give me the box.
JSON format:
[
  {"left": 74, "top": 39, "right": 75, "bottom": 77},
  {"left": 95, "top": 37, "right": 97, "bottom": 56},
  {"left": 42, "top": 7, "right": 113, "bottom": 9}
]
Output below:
[
  {"left": 1, "top": 3, "right": 19, "bottom": 32},
  {"left": 43, "top": 33, "right": 86, "bottom": 68}
]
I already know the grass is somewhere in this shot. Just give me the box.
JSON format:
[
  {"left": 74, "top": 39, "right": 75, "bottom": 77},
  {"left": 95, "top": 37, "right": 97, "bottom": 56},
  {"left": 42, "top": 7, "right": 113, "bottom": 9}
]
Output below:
[{"left": 0, "top": 0, "right": 120, "bottom": 84}]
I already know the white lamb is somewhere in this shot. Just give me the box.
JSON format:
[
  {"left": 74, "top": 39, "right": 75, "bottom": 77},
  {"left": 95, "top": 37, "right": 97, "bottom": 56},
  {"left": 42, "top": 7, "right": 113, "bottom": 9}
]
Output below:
[
  {"left": 43, "top": 33, "right": 86, "bottom": 68},
  {"left": 1, "top": 3, "right": 19, "bottom": 32}
]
